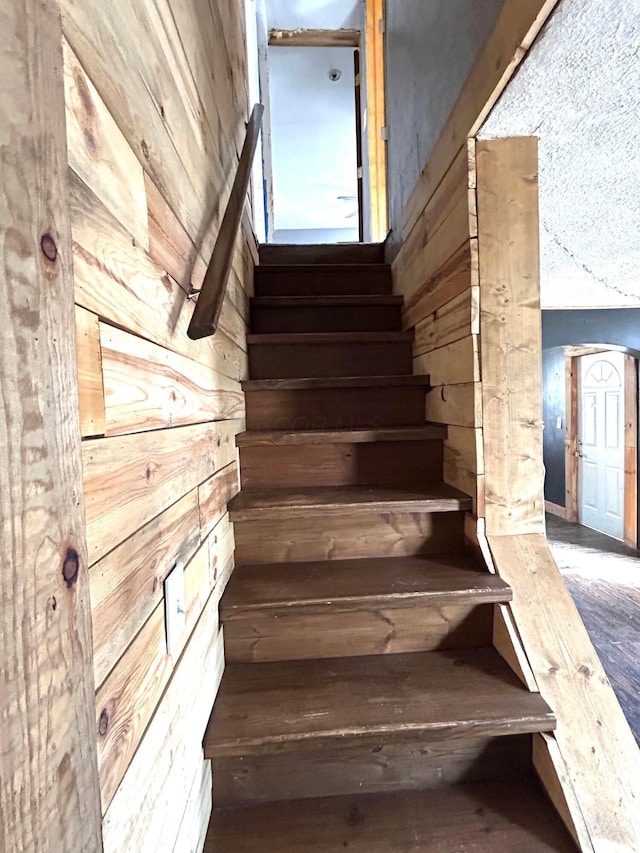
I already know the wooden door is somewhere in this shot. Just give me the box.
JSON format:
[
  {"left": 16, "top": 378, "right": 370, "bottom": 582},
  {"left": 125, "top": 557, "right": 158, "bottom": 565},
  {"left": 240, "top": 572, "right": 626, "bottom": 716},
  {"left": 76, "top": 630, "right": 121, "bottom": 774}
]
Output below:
[{"left": 578, "top": 351, "right": 625, "bottom": 539}]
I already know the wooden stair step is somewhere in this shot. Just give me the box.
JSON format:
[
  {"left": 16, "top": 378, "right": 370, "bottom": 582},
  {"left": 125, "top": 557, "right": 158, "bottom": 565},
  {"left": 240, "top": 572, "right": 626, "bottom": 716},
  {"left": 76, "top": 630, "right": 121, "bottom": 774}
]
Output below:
[
  {"left": 247, "top": 332, "right": 412, "bottom": 379},
  {"left": 203, "top": 648, "right": 555, "bottom": 758},
  {"left": 246, "top": 332, "right": 413, "bottom": 345},
  {"left": 251, "top": 295, "right": 402, "bottom": 334},
  {"left": 221, "top": 556, "right": 511, "bottom": 662},
  {"left": 211, "top": 733, "right": 534, "bottom": 807},
  {"left": 205, "top": 779, "right": 576, "bottom": 851},
  {"left": 251, "top": 295, "right": 403, "bottom": 307},
  {"left": 222, "top": 555, "right": 511, "bottom": 618},
  {"left": 244, "top": 378, "right": 431, "bottom": 430},
  {"left": 258, "top": 242, "right": 385, "bottom": 265},
  {"left": 238, "top": 436, "right": 444, "bottom": 489},
  {"left": 236, "top": 425, "right": 446, "bottom": 446},
  {"left": 233, "top": 509, "right": 467, "bottom": 565},
  {"left": 228, "top": 483, "right": 472, "bottom": 521},
  {"left": 255, "top": 264, "right": 391, "bottom": 297},
  {"left": 242, "top": 374, "right": 430, "bottom": 391}
]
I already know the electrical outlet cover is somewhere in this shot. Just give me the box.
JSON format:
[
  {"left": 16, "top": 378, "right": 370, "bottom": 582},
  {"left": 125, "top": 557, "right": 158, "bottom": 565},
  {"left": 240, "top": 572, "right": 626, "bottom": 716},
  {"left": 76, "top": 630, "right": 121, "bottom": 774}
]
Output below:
[{"left": 164, "top": 562, "right": 185, "bottom": 656}]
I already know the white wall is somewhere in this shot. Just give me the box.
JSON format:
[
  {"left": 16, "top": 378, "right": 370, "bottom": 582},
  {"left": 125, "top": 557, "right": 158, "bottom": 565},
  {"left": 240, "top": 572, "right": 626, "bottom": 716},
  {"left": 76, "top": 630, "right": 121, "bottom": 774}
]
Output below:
[
  {"left": 266, "top": 0, "right": 363, "bottom": 30},
  {"left": 480, "top": 0, "right": 640, "bottom": 309},
  {"left": 269, "top": 45, "right": 359, "bottom": 240}
]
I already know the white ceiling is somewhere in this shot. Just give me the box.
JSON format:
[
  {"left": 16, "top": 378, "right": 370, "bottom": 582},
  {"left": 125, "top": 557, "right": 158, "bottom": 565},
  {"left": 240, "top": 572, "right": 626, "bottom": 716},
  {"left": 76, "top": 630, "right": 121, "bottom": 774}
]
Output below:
[
  {"left": 266, "top": 0, "right": 363, "bottom": 31},
  {"left": 480, "top": 0, "right": 640, "bottom": 309}
]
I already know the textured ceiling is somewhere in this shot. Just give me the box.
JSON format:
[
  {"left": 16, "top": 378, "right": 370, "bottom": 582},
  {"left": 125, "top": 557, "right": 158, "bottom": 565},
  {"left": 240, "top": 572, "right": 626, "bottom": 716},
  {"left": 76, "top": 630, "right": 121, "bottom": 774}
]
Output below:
[{"left": 480, "top": 0, "right": 640, "bottom": 309}]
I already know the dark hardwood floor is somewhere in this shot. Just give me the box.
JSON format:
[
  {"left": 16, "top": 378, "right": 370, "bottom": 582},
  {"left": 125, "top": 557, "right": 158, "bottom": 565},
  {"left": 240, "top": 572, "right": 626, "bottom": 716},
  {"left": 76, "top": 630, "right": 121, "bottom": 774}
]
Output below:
[{"left": 546, "top": 514, "right": 640, "bottom": 743}]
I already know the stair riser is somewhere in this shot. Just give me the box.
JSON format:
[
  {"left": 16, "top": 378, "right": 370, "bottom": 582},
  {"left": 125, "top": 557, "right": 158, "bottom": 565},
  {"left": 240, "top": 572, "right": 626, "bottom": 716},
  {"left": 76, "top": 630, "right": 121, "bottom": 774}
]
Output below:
[
  {"left": 223, "top": 602, "right": 493, "bottom": 663},
  {"left": 233, "top": 510, "right": 466, "bottom": 564},
  {"left": 239, "top": 440, "right": 443, "bottom": 489},
  {"left": 212, "top": 734, "right": 532, "bottom": 806},
  {"left": 251, "top": 304, "right": 402, "bottom": 334},
  {"left": 248, "top": 342, "right": 412, "bottom": 379},
  {"left": 245, "top": 387, "right": 428, "bottom": 430},
  {"left": 259, "top": 244, "right": 385, "bottom": 265},
  {"left": 255, "top": 269, "right": 391, "bottom": 297}
]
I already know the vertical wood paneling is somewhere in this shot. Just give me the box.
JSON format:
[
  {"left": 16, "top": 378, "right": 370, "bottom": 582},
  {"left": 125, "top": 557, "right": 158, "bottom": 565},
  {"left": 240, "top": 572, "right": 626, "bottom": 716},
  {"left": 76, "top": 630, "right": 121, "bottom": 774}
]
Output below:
[
  {"left": 76, "top": 304, "right": 106, "bottom": 437},
  {"left": 476, "top": 138, "right": 544, "bottom": 536},
  {"left": 0, "top": 1, "right": 103, "bottom": 849}
]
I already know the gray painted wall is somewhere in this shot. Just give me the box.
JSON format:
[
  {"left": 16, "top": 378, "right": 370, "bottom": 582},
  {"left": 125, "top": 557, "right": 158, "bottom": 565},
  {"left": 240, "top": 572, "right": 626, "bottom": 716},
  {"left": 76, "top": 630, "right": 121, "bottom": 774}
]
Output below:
[{"left": 385, "top": 0, "right": 503, "bottom": 255}]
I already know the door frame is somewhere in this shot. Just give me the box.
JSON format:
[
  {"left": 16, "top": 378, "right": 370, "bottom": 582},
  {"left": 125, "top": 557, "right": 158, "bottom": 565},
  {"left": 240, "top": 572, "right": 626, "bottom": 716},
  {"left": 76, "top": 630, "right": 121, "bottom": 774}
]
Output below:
[
  {"left": 252, "top": 11, "right": 389, "bottom": 243},
  {"left": 564, "top": 346, "right": 638, "bottom": 548}
]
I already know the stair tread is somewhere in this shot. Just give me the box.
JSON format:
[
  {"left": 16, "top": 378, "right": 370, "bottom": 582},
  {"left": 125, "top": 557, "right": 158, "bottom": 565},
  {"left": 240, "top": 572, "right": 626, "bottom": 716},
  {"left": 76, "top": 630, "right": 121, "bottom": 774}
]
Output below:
[
  {"left": 247, "top": 331, "right": 413, "bottom": 344},
  {"left": 252, "top": 295, "right": 402, "bottom": 306},
  {"left": 205, "top": 780, "right": 576, "bottom": 851},
  {"left": 243, "top": 374, "right": 430, "bottom": 390},
  {"left": 204, "top": 648, "right": 555, "bottom": 758},
  {"left": 257, "top": 263, "right": 390, "bottom": 273},
  {"left": 221, "top": 555, "right": 512, "bottom": 617},
  {"left": 258, "top": 243, "right": 385, "bottom": 266},
  {"left": 229, "top": 483, "right": 472, "bottom": 520},
  {"left": 235, "top": 425, "right": 446, "bottom": 446}
]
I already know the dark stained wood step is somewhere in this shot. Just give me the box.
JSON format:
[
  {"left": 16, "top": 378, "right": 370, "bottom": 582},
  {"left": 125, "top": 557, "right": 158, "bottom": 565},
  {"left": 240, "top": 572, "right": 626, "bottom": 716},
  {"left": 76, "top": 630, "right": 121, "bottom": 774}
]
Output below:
[
  {"left": 251, "top": 295, "right": 402, "bottom": 333},
  {"left": 245, "top": 384, "right": 430, "bottom": 430},
  {"left": 244, "top": 376, "right": 432, "bottom": 436},
  {"left": 235, "top": 425, "right": 446, "bottom": 446},
  {"left": 255, "top": 264, "right": 391, "bottom": 297},
  {"left": 247, "top": 332, "right": 412, "bottom": 379},
  {"left": 258, "top": 242, "right": 385, "bottom": 265},
  {"left": 252, "top": 295, "right": 402, "bottom": 306},
  {"left": 205, "top": 779, "right": 576, "bottom": 851},
  {"left": 211, "top": 734, "right": 534, "bottom": 807},
  {"left": 203, "top": 648, "right": 555, "bottom": 759},
  {"left": 222, "top": 556, "right": 511, "bottom": 618},
  {"left": 228, "top": 483, "right": 472, "bottom": 522},
  {"left": 221, "top": 556, "right": 511, "bottom": 662},
  {"left": 238, "top": 439, "right": 444, "bottom": 489},
  {"left": 242, "top": 374, "right": 430, "bottom": 391},
  {"left": 247, "top": 331, "right": 413, "bottom": 345},
  {"left": 234, "top": 510, "right": 467, "bottom": 565}
]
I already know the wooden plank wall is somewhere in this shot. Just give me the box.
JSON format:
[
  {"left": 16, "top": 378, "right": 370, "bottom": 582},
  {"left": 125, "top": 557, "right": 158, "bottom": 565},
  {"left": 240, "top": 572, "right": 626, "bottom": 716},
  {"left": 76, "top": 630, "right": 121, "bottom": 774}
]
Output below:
[
  {"left": 59, "top": 0, "right": 256, "bottom": 848},
  {"left": 392, "top": 142, "right": 483, "bottom": 516},
  {"left": 476, "top": 139, "right": 640, "bottom": 849},
  {"left": 390, "top": 0, "right": 640, "bottom": 844},
  {"left": 1, "top": 1, "right": 103, "bottom": 849}
]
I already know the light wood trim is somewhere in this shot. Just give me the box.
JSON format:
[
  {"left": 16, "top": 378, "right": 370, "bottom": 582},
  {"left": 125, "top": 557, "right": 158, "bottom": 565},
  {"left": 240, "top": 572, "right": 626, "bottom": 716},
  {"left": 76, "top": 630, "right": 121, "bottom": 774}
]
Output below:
[
  {"left": 563, "top": 345, "right": 606, "bottom": 358},
  {"left": 544, "top": 500, "right": 566, "bottom": 520},
  {"left": 76, "top": 304, "right": 106, "bottom": 437},
  {"left": 366, "top": 0, "right": 387, "bottom": 240},
  {"left": 268, "top": 28, "right": 361, "bottom": 47},
  {"left": 0, "top": 1, "right": 103, "bottom": 848},
  {"left": 476, "top": 137, "right": 544, "bottom": 536},
  {"left": 402, "top": 0, "right": 561, "bottom": 239},
  {"left": 188, "top": 103, "right": 263, "bottom": 340},
  {"left": 564, "top": 355, "right": 579, "bottom": 522},
  {"left": 624, "top": 355, "right": 638, "bottom": 548},
  {"left": 493, "top": 605, "right": 538, "bottom": 692},
  {"left": 532, "top": 734, "right": 594, "bottom": 852},
  {"left": 488, "top": 534, "right": 640, "bottom": 848}
]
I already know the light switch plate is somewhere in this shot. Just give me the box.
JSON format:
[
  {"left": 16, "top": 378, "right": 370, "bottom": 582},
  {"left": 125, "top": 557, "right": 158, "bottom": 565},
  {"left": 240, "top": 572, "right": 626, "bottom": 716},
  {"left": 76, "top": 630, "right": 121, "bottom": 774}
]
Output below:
[
  {"left": 557, "top": 416, "right": 563, "bottom": 429},
  {"left": 164, "top": 562, "right": 185, "bottom": 656}
]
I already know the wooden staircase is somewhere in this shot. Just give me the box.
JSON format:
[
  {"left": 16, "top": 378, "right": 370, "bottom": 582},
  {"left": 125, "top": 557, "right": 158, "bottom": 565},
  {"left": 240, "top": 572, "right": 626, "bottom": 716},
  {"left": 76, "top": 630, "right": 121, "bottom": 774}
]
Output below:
[{"left": 203, "top": 244, "right": 576, "bottom": 851}]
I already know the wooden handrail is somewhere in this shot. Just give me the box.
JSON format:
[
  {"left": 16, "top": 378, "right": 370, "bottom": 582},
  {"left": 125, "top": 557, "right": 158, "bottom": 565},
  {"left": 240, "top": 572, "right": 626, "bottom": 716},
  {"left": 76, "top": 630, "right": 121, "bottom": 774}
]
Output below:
[{"left": 187, "top": 103, "right": 264, "bottom": 340}]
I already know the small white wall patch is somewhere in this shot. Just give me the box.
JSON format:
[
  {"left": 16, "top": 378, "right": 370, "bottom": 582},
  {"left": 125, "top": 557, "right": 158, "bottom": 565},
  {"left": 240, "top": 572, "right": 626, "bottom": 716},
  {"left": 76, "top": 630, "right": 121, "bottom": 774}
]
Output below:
[{"left": 164, "top": 562, "right": 186, "bottom": 656}]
